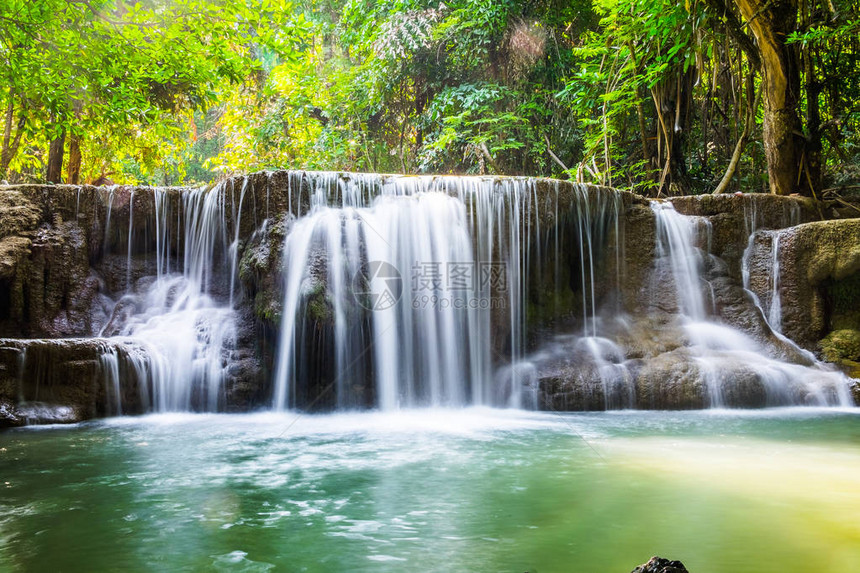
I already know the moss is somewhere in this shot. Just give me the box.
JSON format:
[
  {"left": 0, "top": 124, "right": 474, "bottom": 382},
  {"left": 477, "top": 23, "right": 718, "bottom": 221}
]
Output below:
[
  {"left": 820, "top": 329, "right": 860, "bottom": 362},
  {"left": 840, "top": 359, "right": 860, "bottom": 380},
  {"left": 526, "top": 283, "right": 580, "bottom": 327},
  {"left": 238, "top": 213, "right": 292, "bottom": 327},
  {"left": 254, "top": 291, "right": 282, "bottom": 323},
  {"left": 306, "top": 283, "right": 332, "bottom": 323}
]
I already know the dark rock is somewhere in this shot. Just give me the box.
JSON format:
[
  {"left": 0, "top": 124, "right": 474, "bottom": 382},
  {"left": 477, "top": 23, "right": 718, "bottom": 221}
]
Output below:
[
  {"left": 0, "top": 398, "right": 23, "bottom": 428},
  {"left": 224, "top": 356, "right": 266, "bottom": 411},
  {"left": 0, "top": 338, "right": 150, "bottom": 424},
  {"left": 631, "top": 556, "right": 689, "bottom": 573}
]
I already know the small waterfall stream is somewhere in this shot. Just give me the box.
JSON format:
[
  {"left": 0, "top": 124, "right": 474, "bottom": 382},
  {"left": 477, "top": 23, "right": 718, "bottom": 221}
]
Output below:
[
  {"left": 99, "top": 184, "right": 239, "bottom": 412},
  {"left": 652, "top": 201, "right": 853, "bottom": 407}
]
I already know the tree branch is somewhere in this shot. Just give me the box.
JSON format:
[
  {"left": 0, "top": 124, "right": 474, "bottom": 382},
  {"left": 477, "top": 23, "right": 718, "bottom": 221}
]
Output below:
[
  {"left": 704, "top": 0, "right": 762, "bottom": 69},
  {"left": 543, "top": 133, "right": 570, "bottom": 173}
]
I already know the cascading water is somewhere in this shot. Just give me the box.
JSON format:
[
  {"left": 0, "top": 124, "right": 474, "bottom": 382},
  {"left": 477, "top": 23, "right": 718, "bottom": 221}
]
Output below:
[
  {"left": 274, "top": 177, "right": 512, "bottom": 410},
  {"left": 273, "top": 193, "right": 480, "bottom": 410},
  {"left": 767, "top": 233, "right": 783, "bottom": 332},
  {"left": 740, "top": 202, "right": 799, "bottom": 335},
  {"left": 270, "top": 173, "right": 622, "bottom": 411},
  {"left": 99, "top": 184, "right": 239, "bottom": 412},
  {"left": 652, "top": 201, "right": 853, "bottom": 407},
  {"left": 10, "top": 171, "right": 852, "bottom": 421},
  {"left": 652, "top": 202, "right": 712, "bottom": 321}
]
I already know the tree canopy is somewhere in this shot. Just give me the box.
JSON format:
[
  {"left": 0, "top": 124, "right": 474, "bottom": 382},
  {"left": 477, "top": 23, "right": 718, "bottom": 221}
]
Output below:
[{"left": 2, "top": 0, "right": 859, "bottom": 196}]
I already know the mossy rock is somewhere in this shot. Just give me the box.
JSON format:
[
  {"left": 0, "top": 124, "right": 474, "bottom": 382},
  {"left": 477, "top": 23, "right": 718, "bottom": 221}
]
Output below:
[
  {"left": 306, "top": 282, "right": 333, "bottom": 323},
  {"left": 826, "top": 273, "right": 860, "bottom": 331},
  {"left": 820, "top": 329, "right": 860, "bottom": 362},
  {"left": 840, "top": 359, "right": 860, "bottom": 381}
]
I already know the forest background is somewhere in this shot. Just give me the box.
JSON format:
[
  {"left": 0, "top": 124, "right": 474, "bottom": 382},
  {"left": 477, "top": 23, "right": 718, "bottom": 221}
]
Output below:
[{"left": 2, "top": 0, "right": 859, "bottom": 197}]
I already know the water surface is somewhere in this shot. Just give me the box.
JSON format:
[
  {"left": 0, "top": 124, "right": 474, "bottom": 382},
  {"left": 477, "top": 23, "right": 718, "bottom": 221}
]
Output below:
[{"left": 2, "top": 408, "right": 859, "bottom": 572}]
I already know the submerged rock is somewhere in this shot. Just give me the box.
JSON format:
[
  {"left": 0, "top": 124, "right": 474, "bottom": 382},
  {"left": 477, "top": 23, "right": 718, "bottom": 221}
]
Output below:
[{"left": 631, "top": 556, "right": 689, "bottom": 573}]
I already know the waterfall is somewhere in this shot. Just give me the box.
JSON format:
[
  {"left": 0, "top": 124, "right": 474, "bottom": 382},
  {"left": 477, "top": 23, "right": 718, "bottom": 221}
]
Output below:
[
  {"left": 270, "top": 174, "right": 621, "bottom": 410},
  {"left": 272, "top": 179, "right": 511, "bottom": 410},
  {"left": 652, "top": 201, "right": 711, "bottom": 321},
  {"left": 652, "top": 201, "right": 854, "bottom": 407},
  {"left": 742, "top": 230, "right": 785, "bottom": 334},
  {"left": 100, "top": 183, "right": 239, "bottom": 412},
  {"left": 767, "top": 234, "right": 782, "bottom": 332},
  {"left": 126, "top": 190, "right": 135, "bottom": 291},
  {"left": 740, "top": 198, "right": 800, "bottom": 335},
  {"left": 11, "top": 171, "right": 850, "bottom": 420},
  {"left": 103, "top": 186, "right": 116, "bottom": 257},
  {"left": 98, "top": 348, "right": 122, "bottom": 416}
]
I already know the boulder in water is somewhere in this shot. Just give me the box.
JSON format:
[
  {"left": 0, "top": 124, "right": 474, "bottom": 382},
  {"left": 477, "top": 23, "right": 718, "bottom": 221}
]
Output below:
[{"left": 631, "top": 556, "right": 689, "bottom": 573}]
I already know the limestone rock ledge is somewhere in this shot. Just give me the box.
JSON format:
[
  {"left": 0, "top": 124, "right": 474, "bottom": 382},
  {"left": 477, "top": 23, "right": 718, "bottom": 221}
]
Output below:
[
  {"left": 0, "top": 336, "right": 266, "bottom": 427},
  {"left": 746, "top": 218, "right": 860, "bottom": 376},
  {"left": 0, "top": 338, "right": 147, "bottom": 427}
]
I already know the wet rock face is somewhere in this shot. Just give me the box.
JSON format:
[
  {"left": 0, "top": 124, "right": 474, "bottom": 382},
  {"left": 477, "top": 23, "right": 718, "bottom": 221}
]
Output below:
[
  {"left": 0, "top": 399, "right": 23, "bottom": 428},
  {"left": 747, "top": 219, "right": 860, "bottom": 352},
  {"left": 670, "top": 193, "right": 814, "bottom": 279},
  {"left": 0, "top": 338, "right": 149, "bottom": 426},
  {"left": 24, "top": 221, "right": 103, "bottom": 337},
  {"left": 614, "top": 202, "right": 657, "bottom": 313},
  {"left": 0, "top": 187, "right": 103, "bottom": 337},
  {"left": 534, "top": 330, "right": 774, "bottom": 410},
  {"left": 224, "top": 309, "right": 269, "bottom": 411},
  {"left": 534, "top": 192, "right": 858, "bottom": 411},
  {"left": 239, "top": 213, "right": 290, "bottom": 327}
]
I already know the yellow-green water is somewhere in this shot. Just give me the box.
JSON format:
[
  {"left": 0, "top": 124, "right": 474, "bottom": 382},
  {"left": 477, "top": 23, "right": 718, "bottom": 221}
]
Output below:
[{"left": 1, "top": 408, "right": 859, "bottom": 572}]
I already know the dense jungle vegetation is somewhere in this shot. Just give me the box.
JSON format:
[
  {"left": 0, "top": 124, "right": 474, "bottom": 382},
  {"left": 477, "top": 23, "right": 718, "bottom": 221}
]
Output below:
[{"left": 2, "top": 0, "right": 860, "bottom": 196}]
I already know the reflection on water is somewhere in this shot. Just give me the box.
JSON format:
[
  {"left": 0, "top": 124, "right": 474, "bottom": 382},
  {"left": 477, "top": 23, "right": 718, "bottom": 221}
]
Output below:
[{"left": 2, "top": 408, "right": 860, "bottom": 572}]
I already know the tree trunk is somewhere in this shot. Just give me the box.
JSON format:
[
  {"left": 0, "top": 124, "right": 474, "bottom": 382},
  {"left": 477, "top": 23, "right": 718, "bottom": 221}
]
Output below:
[
  {"left": 735, "top": 0, "right": 803, "bottom": 195},
  {"left": 67, "top": 134, "right": 82, "bottom": 184},
  {"left": 651, "top": 69, "right": 694, "bottom": 195},
  {"left": 47, "top": 130, "right": 66, "bottom": 184},
  {"left": 0, "top": 113, "right": 25, "bottom": 178}
]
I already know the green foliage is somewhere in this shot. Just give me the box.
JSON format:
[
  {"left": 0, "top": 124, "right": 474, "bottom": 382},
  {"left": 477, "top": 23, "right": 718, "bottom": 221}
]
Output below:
[
  {"left": 561, "top": 0, "right": 704, "bottom": 190},
  {"left": 0, "top": 0, "right": 310, "bottom": 183},
  {"left": 3, "top": 0, "right": 859, "bottom": 194}
]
